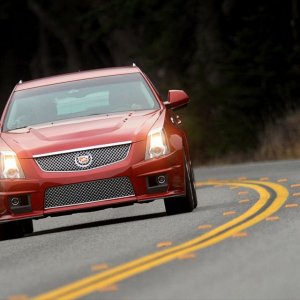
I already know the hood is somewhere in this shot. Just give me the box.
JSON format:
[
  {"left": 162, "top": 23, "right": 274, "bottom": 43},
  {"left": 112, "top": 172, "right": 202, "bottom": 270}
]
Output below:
[{"left": 1, "top": 110, "right": 161, "bottom": 158}]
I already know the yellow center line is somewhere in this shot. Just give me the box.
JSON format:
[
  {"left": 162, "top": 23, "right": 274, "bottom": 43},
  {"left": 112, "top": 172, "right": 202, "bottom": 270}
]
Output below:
[{"left": 31, "top": 180, "right": 288, "bottom": 300}]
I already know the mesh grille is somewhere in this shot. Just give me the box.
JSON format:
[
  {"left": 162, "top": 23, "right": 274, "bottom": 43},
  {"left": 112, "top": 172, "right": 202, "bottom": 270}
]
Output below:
[
  {"left": 45, "top": 177, "right": 135, "bottom": 209},
  {"left": 35, "top": 143, "right": 131, "bottom": 172}
]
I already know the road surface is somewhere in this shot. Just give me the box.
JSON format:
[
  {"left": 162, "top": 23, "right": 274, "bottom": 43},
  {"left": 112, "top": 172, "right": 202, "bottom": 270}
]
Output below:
[{"left": 2, "top": 160, "right": 300, "bottom": 300}]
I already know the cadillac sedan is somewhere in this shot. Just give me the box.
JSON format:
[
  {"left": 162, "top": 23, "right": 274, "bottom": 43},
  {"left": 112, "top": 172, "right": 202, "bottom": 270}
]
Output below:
[{"left": 0, "top": 65, "right": 197, "bottom": 239}]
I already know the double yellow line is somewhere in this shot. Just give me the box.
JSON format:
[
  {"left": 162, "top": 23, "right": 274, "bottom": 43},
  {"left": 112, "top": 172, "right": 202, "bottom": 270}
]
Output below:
[{"left": 32, "top": 180, "right": 288, "bottom": 300}]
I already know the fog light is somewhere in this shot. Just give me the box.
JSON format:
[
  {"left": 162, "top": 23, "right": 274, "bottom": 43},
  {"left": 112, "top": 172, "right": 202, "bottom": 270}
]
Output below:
[
  {"left": 157, "top": 175, "right": 166, "bottom": 185},
  {"left": 146, "top": 174, "right": 168, "bottom": 194},
  {"left": 9, "top": 195, "right": 32, "bottom": 214},
  {"left": 10, "top": 197, "right": 21, "bottom": 206}
]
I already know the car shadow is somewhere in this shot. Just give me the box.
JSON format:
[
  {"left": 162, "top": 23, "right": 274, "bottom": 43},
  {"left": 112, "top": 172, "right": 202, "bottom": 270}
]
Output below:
[{"left": 29, "top": 212, "right": 167, "bottom": 238}]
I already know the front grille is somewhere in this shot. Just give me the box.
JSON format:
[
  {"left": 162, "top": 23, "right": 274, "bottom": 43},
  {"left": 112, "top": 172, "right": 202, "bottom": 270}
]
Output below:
[
  {"left": 45, "top": 177, "right": 135, "bottom": 209},
  {"left": 34, "top": 143, "right": 131, "bottom": 172}
]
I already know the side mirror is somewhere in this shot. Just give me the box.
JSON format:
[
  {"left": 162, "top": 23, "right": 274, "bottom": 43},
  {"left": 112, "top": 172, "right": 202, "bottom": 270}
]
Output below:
[{"left": 164, "top": 90, "right": 189, "bottom": 109}]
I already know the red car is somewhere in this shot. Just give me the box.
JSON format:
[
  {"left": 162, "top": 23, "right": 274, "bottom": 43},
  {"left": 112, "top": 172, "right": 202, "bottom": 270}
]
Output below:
[{"left": 0, "top": 66, "right": 197, "bottom": 239}]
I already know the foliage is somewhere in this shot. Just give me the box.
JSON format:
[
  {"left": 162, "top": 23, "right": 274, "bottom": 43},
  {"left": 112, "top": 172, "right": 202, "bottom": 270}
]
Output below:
[{"left": 0, "top": 0, "right": 300, "bottom": 163}]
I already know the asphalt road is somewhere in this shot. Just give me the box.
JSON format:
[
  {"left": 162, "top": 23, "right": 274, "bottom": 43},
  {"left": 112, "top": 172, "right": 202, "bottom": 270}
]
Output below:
[{"left": 2, "top": 160, "right": 300, "bottom": 300}]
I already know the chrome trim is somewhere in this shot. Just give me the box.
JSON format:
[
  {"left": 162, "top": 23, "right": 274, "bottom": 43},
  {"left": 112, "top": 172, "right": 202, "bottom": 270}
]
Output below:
[
  {"left": 35, "top": 157, "right": 130, "bottom": 173},
  {"left": 74, "top": 152, "right": 93, "bottom": 168},
  {"left": 33, "top": 141, "right": 132, "bottom": 158},
  {"left": 45, "top": 194, "right": 135, "bottom": 210}
]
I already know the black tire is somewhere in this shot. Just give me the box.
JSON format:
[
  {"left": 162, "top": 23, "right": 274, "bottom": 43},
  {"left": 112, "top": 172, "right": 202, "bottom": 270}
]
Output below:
[
  {"left": 164, "top": 159, "right": 197, "bottom": 215},
  {"left": 190, "top": 167, "right": 198, "bottom": 209},
  {"left": 0, "top": 220, "right": 33, "bottom": 241}
]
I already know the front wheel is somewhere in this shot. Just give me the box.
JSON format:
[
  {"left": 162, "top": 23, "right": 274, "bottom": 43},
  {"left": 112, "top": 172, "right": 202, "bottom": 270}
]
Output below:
[{"left": 164, "top": 160, "right": 197, "bottom": 215}]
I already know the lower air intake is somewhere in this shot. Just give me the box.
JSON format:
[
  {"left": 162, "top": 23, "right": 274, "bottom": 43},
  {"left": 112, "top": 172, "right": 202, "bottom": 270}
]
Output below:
[{"left": 45, "top": 177, "right": 135, "bottom": 209}]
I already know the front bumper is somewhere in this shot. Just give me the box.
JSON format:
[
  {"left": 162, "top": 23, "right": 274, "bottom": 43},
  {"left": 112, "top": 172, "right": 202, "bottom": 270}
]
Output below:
[{"left": 0, "top": 141, "right": 185, "bottom": 223}]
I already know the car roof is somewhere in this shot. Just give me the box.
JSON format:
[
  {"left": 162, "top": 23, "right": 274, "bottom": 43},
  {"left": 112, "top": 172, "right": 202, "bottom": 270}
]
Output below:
[{"left": 15, "top": 66, "right": 141, "bottom": 91}]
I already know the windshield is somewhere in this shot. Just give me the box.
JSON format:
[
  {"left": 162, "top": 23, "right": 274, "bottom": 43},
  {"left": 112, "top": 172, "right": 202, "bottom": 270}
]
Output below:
[{"left": 3, "top": 73, "right": 160, "bottom": 132}]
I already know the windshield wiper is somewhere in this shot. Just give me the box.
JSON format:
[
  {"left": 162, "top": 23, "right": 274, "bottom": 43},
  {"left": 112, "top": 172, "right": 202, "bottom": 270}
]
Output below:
[{"left": 8, "top": 125, "right": 32, "bottom": 132}]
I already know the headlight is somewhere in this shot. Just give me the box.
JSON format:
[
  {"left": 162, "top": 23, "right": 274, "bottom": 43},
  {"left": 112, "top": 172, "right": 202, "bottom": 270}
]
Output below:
[
  {"left": 0, "top": 151, "right": 25, "bottom": 179},
  {"left": 145, "top": 128, "right": 170, "bottom": 160}
]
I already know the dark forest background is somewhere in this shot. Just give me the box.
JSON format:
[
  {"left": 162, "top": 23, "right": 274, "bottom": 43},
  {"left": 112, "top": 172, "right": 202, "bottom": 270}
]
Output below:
[{"left": 1, "top": 0, "right": 300, "bottom": 164}]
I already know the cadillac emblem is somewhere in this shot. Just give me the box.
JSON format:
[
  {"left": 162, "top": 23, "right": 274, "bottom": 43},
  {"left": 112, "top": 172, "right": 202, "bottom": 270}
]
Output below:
[{"left": 74, "top": 152, "right": 93, "bottom": 168}]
